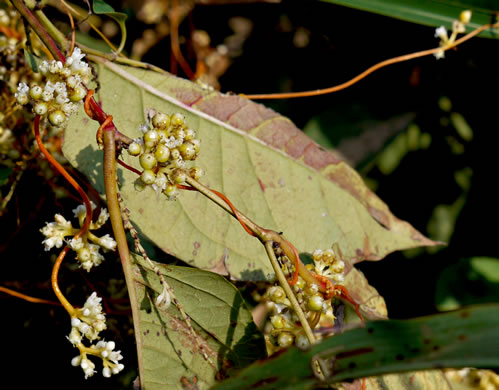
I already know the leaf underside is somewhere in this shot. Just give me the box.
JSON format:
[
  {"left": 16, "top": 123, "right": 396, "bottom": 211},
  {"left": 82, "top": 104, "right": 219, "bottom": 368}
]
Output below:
[
  {"left": 63, "top": 62, "right": 437, "bottom": 282},
  {"left": 131, "top": 254, "right": 266, "bottom": 390}
]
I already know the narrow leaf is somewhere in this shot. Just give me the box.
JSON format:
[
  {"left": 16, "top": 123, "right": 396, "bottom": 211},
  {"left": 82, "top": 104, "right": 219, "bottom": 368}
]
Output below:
[
  {"left": 23, "top": 49, "right": 39, "bottom": 73},
  {"left": 130, "top": 254, "right": 266, "bottom": 389},
  {"left": 92, "top": 0, "right": 127, "bottom": 54},
  {"left": 321, "top": 0, "right": 499, "bottom": 39},
  {"left": 213, "top": 304, "right": 499, "bottom": 390}
]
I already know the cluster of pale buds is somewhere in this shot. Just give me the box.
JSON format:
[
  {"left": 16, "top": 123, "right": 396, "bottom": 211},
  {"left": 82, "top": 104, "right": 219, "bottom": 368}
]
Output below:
[
  {"left": 434, "top": 10, "right": 472, "bottom": 59},
  {"left": 40, "top": 202, "right": 116, "bottom": 271},
  {"left": 266, "top": 246, "right": 345, "bottom": 352},
  {"left": 14, "top": 47, "right": 90, "bottom": 126},
  {"left": 69, "top": 293, "right": 124, "bottom": 379},
  {"left": 130, "top": 112, "right": 203, "bottom": 199}
]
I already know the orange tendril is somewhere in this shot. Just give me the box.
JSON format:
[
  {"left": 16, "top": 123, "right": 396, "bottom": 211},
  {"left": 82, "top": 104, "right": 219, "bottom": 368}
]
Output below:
[
  {"left": 96, "top": 114, "right": 113, "bottom": 145},
  {"left": 245, "top": 21, "right": 499, "bottom": 100},
  {"left": 84, "top": 89, "right": 96, "bottom": 119},
  {"left": 34, "top": 115, "right": 92, "bottom": 314},
  {"left": 0, "top": 286, "right": 62, "bottom": 306},
  {"left": 311, "top": 271, "right": 363, "bottom": 321},
  {"left": 210, "top": 189, "right": 256, "bottom": 237}
]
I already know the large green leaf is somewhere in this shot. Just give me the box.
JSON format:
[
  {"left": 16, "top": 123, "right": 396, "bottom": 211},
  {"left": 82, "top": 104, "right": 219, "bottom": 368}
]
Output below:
[
  {"left": 321, "top": 0, "right": 499, "bottom": 39},
  {"left": 213, "top": 304, "right": 499, "bottom": 390},
  {"left": 131, "top": 254, "right": 265, "bottom": 389},
  {"left": 63, "top": 61, "right": 436, "bottom": 281}
]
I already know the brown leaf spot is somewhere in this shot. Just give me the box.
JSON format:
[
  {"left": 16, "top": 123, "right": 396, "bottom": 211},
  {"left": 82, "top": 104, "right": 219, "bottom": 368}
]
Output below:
[
  {"left": 195, "top": 95, "right": 246, "bottom": 122},
  {"left": 138, "top": 208, "right": 144, "bottom": 215},
  {"left": 460, "top": 311, "right": 471, "bottom": 318},
  {"left": 168, "top": 316, "right": 217, "bottom": 361},
  {"left": 255, "top": 120, "right": 298, "bottom": 150},
  {"left": 227, "top": 100, "right": 279, "bottom": 131},
  {"left": 457, "top": 334, "right": 467, "bottom": 341},
  {"left": 172, "top": 88, "right": 203, "bottom": 106},
  {"left": 367, "top": 206, "right": 391, "bottom": 230},
  {"left": 258, "top": 178, "right": 265, "bottom": 192},
  {"left": 193, "top": 242, "right": 201, "bottom": 249},
  {"left": 206, "top": 254, "right": 230, "bottom": 276},
  {"left": 303, "top": 143, "right": 342, "bottom": 169},
  {"left": 285, "top": 132, "right": 313, "bottom": 159}
]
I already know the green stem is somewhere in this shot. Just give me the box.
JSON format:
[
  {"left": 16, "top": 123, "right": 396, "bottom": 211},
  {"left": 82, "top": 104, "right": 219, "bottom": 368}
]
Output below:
[
  {"left": 35, "top": 9, "right": 69, "bottom": 52},
  {"left": 85, "top": 50, "right": 170, "bottom": 75},
  {"left": 11, "top": 0, "right": 65, "bottom": 62},
  {"left": 102, "top": 129, "right": 145, "bottom": 387}
]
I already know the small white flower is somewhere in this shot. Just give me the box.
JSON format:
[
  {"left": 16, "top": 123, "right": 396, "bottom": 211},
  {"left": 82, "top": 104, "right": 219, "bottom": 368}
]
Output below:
[
  {"left": 80, "top": 357, "right": 96, "bottom": 379},
  {"left": 49, "top": 61, "right": 63, "bottom": 74},
  {"left": 97, "top": 234, "right": 116, "bottom": 251},
  {"left": 69, "top": 237, "right": 84, "bottom": 251},
  {"left": 16, "top": 82, "right": 29, "bottom": 95},
  {"left": 68, "top": 327, "right": 82, "bottom": 345},
  {"left": 71, "top": 355, "right": 82, "bottom": 367},
  {"left": 94, "top": 208, "right": 110, "bottom": 228},
  {"left": 39, "top": 60, "right": 49, "bottom": 74},
  {"left": 112, "top": 363, "right": 125, "bottom": 374},
  {"left": 71, "top": 317, "right": 81, "bottom": 327},
  {"left": 435, "top": 26, "right": 448, "bottom": 40},
  {"left": 73, "top": 201, "right": 96, "bottom": 219},
  {"left": 434, "top": 50, "right": 445, "bottom": 60},
  {"left": 155, "top": 287, "right": 171, "bottom": 310},
  {"left": 102, "top": 366, "right": 111, "bottom": 378}
]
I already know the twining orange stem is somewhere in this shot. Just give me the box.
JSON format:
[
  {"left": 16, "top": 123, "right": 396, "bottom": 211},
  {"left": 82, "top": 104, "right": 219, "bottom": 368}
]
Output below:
[
  {"left": 84, "top": 89, "right": 96, "bottom": 119},
  {"left": 33, "top": 116, "right": 92, "bottom": 235},
  {"left": 245, "top": 21, "right": 499, "bottom": 100},
  {"left": 311, "top": 272, "right": 363, "bottom": 321},
  {"left": 210, "top": 189, "right": 256, "bottom": 237},
  {"left": 0, "top": 286, "right": 62, "bottom": 306},
  {"left": 34, "top": 115, "right": 92, "bottom": 313}
]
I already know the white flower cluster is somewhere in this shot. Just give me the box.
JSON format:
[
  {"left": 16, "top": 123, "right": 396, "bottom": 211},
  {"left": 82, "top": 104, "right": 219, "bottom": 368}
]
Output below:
[
  {"left": 40, "top": 202, "right": 116, "bottom": 271},
  {"left": 69, "top": 293, "right": 124, "bottom": 379},
  {"left": 69, "top": 292, "right": 107, "bottom": 344},
  {"left": 40, "top": 214, "right": 73, "bottom": 251},
  {"left": 14, "top": 47, "right": 90, "bottom": 126},
  {"left": 129, "top": 112, "right": 203, "bottom": 199},
  {"left": 434, "top": 10, "right": 472, "bottom": 59}
]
